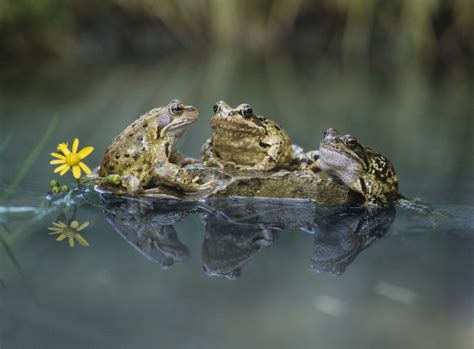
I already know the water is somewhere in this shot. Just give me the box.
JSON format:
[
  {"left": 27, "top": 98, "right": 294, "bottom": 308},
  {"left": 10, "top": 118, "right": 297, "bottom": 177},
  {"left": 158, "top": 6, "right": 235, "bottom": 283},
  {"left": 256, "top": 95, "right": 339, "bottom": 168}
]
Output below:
[{"left": 0, "top": 53, "right": 473, "bottom": 348}]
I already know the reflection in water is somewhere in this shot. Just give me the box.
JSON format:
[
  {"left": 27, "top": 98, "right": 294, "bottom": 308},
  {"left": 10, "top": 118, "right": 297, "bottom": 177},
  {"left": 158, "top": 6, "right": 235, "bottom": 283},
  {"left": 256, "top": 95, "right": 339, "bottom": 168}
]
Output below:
[
  {"left": 104, "top": 196, "right": 197, "bottom": 268},
  {"left": 202, "top": 214, "right": 275, "bottom": 280},
  {"left": 308, "top": 207, "right": 395, "bottom": 275},
  {"left": 102, "top": 195, "right": 395, "bottom": 277}
]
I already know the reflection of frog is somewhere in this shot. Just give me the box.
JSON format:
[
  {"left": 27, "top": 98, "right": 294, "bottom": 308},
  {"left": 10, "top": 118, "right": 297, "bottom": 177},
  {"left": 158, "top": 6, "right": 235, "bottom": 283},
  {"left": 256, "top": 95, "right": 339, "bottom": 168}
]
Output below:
[
  {"left": 202, "top": 101, "right": 293, "bottom": 171},
  {"left": 104, "top": 197, "right": 194, "bottom": 268},
  {"left": 201, "top": 214, "right": 274, "bottom": 280},
  {"left": 309, "top": 206, "right": 395, "bottom": 275},
  {"left": 99, "top": 100, "right": 213, "bottom": 194},
  {"left": 317, "top": 128, "right": 399, "bottom": 207}
]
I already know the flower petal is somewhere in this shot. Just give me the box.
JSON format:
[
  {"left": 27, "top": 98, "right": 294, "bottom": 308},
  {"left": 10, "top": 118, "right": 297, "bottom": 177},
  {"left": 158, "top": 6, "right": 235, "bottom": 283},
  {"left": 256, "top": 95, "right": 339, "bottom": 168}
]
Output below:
[
  {"left": 72, "top": 138, "right": 79, "bottom": 153},
  {"left": 54, "top": 164, "right": 68, "bottom": 173},
  {"left": 79, "top": 162, "right": 92, "bottom": 175},
  {"left": 51, "top": 152, "right": 66, "bottom": 160},
  {"left": 69, "top": 237, "right": 75, "bottom": 248},
  {"left": 77, "top": 221, "right": 90, "bottom": 231},
  {"left": 77, "top": 146, "right": 94, "bottom": 159},
  {"left": 70, "top": 220, "right": 79, "bottom": 229},
  {"left": 48, "top": 227, "right": 62, "bottom": 231},
  {"left": 48, "top": 231, "right": 62, "bottom": 235},
  {"left": 53, "top": 221, "right": 67, "bottom": 228},
  {"left": 50, "top": 159, "right": 65, "bottom": 165},
  {"left": 75, "top": 233, "right": 89, "bottom": 247},
  {"left": 72, "top": 165, "right": 81, "bottom": 179},
  {"left": 60, "top": 165, "right": 70, "bottom": 176},
  {"left": 56, "top": 234, "right": 67, "bottom": 241},
  {"left": 58, "top": 144, "right": 70, "bottom": 156}
]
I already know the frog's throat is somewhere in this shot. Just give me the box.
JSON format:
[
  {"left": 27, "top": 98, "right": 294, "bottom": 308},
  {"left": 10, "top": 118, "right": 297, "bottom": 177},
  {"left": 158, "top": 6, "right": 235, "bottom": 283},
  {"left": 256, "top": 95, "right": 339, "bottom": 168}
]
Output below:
[{"left": 319, "top": 143, "right": 365, "bottom": 171}]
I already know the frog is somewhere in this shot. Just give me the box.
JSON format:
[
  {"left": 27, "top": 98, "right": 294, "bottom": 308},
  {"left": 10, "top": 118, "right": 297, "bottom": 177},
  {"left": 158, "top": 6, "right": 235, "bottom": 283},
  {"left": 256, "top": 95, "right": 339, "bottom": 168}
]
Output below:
[
  {"left": 316, "top": 128, "right": 399, "bottom": 208},
  {"left": 99, "top": 99, "right": 214, "bottom": 194},
  {"left": 202, "top": 101, "right": 294, "bottom": 171}
]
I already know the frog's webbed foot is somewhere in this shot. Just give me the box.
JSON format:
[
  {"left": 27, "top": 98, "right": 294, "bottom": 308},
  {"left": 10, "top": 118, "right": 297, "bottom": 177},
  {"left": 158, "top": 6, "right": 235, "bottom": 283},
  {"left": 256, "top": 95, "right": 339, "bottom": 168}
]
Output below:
[
  {"left": 188, "top": 178, "right": 216, "bottom": 193},
  {"left": 154, "top": 163, "right": 216, "bottom": 193}
]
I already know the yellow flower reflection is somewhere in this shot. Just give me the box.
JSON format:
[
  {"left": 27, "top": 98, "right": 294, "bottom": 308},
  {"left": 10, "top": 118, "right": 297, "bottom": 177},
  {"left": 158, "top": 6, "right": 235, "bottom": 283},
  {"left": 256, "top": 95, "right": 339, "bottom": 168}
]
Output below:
[
  {"left": 48, "top": 220, "right": 90, "bottom": 248},
  {"left": 50, "top": 138, "right": 94, "bottom": 179}
]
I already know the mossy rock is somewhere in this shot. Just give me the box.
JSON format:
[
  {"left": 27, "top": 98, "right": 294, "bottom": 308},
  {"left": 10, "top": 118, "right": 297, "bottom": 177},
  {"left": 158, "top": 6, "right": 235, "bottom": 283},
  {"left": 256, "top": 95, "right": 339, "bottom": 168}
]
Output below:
[{"left": 134, "top": 164, "right": 362, "bottom": 206}]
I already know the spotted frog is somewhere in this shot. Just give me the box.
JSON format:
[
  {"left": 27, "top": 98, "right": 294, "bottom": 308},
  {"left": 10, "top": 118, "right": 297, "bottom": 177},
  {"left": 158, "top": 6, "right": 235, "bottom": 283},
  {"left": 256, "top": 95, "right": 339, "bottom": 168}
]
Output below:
[
  {"left": 316, "top": 128, "right": 399, "bottom": 207},
  {"left": 202, "top": 101, "right": 294, "bottom": 171},
  {"left": 99, "top": 99, "right": 213, "bottom": 194}
]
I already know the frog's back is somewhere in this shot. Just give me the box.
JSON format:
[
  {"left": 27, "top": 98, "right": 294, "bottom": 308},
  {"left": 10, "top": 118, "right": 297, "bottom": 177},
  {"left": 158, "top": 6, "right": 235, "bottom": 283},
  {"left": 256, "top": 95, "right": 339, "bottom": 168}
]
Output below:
[
  {"left": 99, "top": 111, "right": 157, "bottom": 180},
  {"left": 366, "top": 148, "right": 399, "bottom": 198}
]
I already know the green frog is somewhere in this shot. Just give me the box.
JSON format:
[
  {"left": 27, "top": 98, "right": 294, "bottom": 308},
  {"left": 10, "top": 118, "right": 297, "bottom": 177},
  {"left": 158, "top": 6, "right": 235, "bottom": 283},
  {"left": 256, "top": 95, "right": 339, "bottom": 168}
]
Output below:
[
  {"left": 99, "top": 99, "right": 213, "bottom": 194},
  {"left": 316, "top": 128, "right": 399, "bottom": 207},
  {"left": 202, "top": 101, "right": 294, "bottom": 171}
]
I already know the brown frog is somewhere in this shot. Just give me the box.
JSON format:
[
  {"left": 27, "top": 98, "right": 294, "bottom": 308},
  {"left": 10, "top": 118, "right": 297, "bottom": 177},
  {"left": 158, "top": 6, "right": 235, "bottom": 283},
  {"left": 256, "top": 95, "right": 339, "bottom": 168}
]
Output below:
[
  {"left": 316, "top": 128, "right": 399, "bottom": 207},
  {"left": 99, "top": 99, "right": 213, "bottom": 194},
  {"left": 202, "top": 101, "right": 294, "bottom": 171}
]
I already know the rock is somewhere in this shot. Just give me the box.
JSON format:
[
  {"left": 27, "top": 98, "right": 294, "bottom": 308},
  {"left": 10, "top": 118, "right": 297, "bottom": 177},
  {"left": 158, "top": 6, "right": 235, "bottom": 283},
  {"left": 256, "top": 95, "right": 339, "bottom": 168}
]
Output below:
[{"left": 96, "top": 163, "right": 362, "bottom": 206}]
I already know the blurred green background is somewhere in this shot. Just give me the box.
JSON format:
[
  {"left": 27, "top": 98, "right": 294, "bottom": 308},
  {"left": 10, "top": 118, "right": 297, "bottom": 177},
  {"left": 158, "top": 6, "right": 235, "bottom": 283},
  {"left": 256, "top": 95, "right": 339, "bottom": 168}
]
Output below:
[{"left": 0, "top": 0, "right": 472, "bottom": 71}]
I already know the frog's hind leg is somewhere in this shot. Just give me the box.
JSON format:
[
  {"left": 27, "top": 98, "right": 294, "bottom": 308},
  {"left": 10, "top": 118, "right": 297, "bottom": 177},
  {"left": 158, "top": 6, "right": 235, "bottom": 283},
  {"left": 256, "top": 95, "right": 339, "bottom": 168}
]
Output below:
[
  {"left": 154, "top": 163, "right": 214, "bottom": 193},
  {"left": 396, "top": 196, "right": 447, "bottom": 217}
]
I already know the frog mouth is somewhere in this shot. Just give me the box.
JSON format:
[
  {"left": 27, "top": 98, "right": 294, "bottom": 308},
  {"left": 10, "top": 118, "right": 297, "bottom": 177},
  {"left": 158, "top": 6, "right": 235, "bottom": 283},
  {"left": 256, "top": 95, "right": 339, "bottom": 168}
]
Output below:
[{"left": 167, "top": 118, "right": 197, "bottom": 131}]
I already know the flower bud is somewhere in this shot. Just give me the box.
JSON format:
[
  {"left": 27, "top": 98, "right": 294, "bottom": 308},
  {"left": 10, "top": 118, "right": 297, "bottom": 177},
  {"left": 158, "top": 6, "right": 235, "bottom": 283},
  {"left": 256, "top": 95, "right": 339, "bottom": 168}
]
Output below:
[
  {"left": 105, "top": 174, "right": 121, "bottom": 185},
  {"left": 49, "top": 179, "right": 60, "bottom": 188}
]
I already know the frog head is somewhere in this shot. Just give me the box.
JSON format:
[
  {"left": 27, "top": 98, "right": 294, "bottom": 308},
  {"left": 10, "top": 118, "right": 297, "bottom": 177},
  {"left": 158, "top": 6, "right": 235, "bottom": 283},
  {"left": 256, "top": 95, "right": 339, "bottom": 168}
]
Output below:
[
  {"left": 211, "top": 100, "right": 267, "bottom": 136},
  {"left": 318, "top": 128, "right": 398, "bottom": 204},
  {"left": 154, "top": 99, "right": 199, "bottom": 144},
  {"left": 318, "top": 128, "right": 370, "bottom": 174}
]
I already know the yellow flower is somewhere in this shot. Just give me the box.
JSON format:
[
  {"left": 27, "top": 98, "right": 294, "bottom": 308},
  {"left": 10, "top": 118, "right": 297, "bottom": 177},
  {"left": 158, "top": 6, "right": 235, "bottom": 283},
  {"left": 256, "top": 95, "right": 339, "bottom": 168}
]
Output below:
[
  {"left": 50, "top": 138, "right": 94, "bottom": 179},
  {"left": 48, "top": 220, "right": 90, "bottom": 248}
]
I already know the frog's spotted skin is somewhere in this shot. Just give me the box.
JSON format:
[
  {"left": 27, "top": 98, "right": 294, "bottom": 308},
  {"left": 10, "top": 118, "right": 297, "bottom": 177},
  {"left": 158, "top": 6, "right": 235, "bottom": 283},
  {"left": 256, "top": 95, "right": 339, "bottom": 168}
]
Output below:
[
  {"left": 99, "top": 99, "right": 213, "bottom": 194},
  {"left": 317, "top": 128, "right": 399, "bottom": 207},
  {"left": 202, "top": 101, "right": 294, "bottom": 171}
]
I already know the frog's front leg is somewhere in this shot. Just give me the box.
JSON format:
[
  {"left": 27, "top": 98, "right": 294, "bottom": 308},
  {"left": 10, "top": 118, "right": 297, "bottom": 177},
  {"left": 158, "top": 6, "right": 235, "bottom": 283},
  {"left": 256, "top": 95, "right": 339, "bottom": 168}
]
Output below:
[
  {"left": 169, "top": 150, "right": 200, "bottom": 167},
  {"left": 201, "top": 139, "right": 226, "bottom": 169},
  {"left": 154, "top": 162, "right": 214, "bottom": 192}
]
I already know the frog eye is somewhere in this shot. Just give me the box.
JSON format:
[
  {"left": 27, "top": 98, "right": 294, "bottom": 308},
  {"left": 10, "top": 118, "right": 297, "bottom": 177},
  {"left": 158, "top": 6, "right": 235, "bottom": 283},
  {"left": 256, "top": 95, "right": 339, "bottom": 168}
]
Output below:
[
  {"left": 241, "top": 104, "right": 253, "bottom": 118},
  {"left": 170, "top": 103, "right": 183, "bottom": 115},
  {"left": 213, "top": 103, "right": 221, "bottom": 113},
  {"left": 345, "top": 137, "right": 357, "bottom": 147}
]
